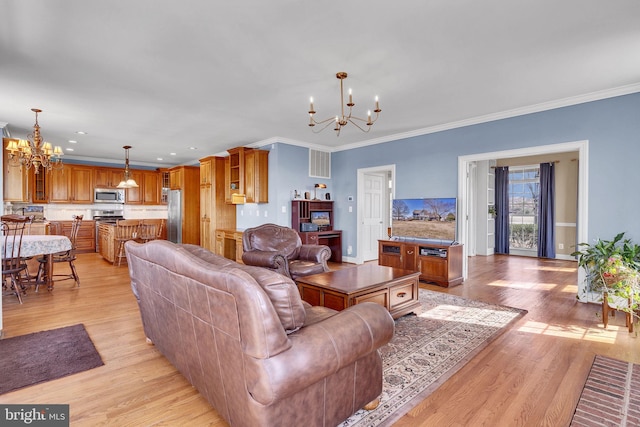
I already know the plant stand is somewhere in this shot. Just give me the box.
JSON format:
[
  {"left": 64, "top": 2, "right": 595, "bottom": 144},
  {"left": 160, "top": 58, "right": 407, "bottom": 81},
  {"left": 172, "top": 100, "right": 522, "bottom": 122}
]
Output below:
[{"left": 602, "top": 292, "right": 633, "bottom": 333}]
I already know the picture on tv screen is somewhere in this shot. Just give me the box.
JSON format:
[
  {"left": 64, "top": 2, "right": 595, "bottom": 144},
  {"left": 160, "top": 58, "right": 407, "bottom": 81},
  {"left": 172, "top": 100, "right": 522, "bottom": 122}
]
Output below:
[
  {"left": 392, "top": 198, "right": 457, "bottom": 242},
  {"left": 310, "top": 211, "right": 331, "bottom": 226}
]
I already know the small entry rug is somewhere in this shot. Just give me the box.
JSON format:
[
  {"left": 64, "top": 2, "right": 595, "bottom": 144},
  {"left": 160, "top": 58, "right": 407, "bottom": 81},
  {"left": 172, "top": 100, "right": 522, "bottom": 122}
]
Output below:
[
  {"left": 571, "top": 355, "right": 640, "bottom": 426},
  {"left": 0, "top": 324, "right": 104, "bottom": 394},
  {"left": 341, "top": 288, "right": 527, "bottom": 427}
]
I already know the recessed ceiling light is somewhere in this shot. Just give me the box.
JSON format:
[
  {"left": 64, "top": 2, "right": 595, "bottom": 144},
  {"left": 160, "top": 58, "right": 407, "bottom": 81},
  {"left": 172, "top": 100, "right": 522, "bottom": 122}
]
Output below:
[
  {"left": 75, "top": 131, "right": 87, "bottom": 135},
  {"left": 189, "top": 147, "right": 197, "bottom": 150},
  {"left": 66, "top": 148, "right": 74, "bottom": 152},
  {"left": 170, "top": 152, "right": 176, "bottom": 156},
  {"left": 157, "top": 157, "right": 163, "bottom": 161},
  {"left": 68, "top": 140, "right": 77, "bottom": 144}
]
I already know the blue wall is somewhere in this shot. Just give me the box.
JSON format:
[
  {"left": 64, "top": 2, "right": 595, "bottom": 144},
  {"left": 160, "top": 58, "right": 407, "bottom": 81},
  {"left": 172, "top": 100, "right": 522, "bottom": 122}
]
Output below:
[
  {"left": 236, "top": 143, "right": 331, "bottom": 229},
  {"left": 245, "top": 92, "right": 640, "bottom": 258}
]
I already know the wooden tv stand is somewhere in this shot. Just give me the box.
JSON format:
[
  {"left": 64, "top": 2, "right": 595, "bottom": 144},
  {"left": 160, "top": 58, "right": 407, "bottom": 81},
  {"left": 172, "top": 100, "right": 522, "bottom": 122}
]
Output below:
[{"left": 378, "top": 239, "right": 463, "bottom": 287}]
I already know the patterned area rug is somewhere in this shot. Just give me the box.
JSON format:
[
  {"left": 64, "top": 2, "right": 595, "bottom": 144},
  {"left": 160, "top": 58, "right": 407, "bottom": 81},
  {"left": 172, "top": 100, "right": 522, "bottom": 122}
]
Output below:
[
  {"left": 341, "top": 288, "right": 527, "bottom": 427},
  {"left": 571, "top": 355, "right": 640, "bottom": 426}
]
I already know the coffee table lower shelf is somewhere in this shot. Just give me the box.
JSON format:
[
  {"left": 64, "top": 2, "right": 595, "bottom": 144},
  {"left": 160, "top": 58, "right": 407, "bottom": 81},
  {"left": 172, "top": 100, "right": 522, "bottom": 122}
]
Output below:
[{"left": 295, "top": 265, "right": 421, "bottom": 319}]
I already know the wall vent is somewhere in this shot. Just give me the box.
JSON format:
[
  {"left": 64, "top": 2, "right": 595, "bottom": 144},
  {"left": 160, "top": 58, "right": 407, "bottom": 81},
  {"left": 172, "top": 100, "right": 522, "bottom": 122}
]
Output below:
[{"left": 309, "top": 149, "right": 331, "bottom": 178}]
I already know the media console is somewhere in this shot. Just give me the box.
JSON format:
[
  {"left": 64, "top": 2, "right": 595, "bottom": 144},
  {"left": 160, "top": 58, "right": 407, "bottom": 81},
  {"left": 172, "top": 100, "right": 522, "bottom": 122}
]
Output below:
[{"left": 378, "top": 239, "right": 463, "bottom": 287}]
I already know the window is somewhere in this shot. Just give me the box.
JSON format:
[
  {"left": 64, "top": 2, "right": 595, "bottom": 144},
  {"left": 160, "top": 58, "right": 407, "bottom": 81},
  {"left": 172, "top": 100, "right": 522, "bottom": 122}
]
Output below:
[{"left": 508, "top": 166, "right": 539, "bottom": 253}]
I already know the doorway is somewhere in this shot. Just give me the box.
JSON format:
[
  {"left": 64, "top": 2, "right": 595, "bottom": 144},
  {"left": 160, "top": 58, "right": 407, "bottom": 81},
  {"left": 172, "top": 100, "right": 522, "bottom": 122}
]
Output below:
[
  {"left": 458, "top": 140, "right": 589, "bottom": 294},
  {"left": 356, "top": 164, "right": 395, "bottom": 264}
]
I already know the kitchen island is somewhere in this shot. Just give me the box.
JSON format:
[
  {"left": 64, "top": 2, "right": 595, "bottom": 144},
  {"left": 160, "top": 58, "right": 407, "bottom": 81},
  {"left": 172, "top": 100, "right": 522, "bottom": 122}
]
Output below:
[{"left": 98, "top": 220, "right": 166, "bottom": 264}]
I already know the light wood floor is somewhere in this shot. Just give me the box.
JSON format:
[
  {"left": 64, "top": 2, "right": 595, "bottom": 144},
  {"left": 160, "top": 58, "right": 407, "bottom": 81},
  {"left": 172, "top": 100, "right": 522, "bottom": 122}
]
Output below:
[{"left": 1, "top": 253, "right": 638, "bottom": 426}]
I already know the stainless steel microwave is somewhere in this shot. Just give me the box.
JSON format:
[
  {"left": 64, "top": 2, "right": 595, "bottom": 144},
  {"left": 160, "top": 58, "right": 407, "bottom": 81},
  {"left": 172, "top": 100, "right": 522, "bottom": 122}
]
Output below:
[{"left": 94, "top": 188, "right": 125, "bottom": 204}]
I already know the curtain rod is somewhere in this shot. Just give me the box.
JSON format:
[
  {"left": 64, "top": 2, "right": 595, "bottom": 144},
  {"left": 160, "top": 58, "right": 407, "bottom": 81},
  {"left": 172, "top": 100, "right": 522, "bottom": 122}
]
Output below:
[{"left": 491, "top": 160, "right": 562, "bottom": 169}]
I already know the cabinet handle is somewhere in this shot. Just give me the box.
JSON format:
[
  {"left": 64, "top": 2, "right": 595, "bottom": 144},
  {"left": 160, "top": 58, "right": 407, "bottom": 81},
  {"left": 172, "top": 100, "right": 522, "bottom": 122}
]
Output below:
[
  {"left": 407, "top": 250, "right": 414, "bottom": 254},
  {"left": 397, "top": 292, "right": 407, "bottom": 298}
]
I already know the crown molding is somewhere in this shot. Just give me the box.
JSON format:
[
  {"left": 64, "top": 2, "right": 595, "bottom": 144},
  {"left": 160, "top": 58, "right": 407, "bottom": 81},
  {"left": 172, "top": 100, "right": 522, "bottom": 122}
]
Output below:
[{"left": 326, "top": 83, "right": 640, "bottom": 153}]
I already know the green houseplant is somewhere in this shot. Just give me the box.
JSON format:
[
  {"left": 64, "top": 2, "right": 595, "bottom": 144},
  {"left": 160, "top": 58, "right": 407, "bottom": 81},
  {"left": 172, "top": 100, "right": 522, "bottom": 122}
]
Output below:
[{"left": 572, "top": 232, "right": 640, "bottom": 331}]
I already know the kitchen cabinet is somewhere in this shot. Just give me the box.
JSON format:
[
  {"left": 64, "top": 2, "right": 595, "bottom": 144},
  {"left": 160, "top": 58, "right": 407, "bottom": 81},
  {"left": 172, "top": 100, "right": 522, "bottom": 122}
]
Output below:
[
  {"left": 244, "top": 149, "right": 269, "bottom": 203},
  {"left": 224, "top": 147, "right": 246, "bottom": 203},
  {"left": 125, "top": 170, "right": 161, "bottom": 205},
  {"left": 169, "top": 167, "right": 184, "bottom": 190},
  {"left": 168, "top": 165, "right": 200, "bottom": 245},
  {"left": 123, "top": 170, "right": 144, "bottom": 204},
  {"left": 60, "top": 219, "right": 96, "bottom": 253},
  {"left": 95, "top": 167, "right": 124, "bottom": 188},
  {"left": 224, "top": 146, "right": 269, "bottom": 204},
  {"left": 98, "top": 223, "right": 116, "bottom": 263},
  {"left": 200, "top": 156, "right": 236, "bottom": 252},
  {"left": 96, "top": 167, "right": 161, "bottom": 205},
  {"left": 215, "top": 229, "right": 244, "bottom": 263},
  {"left": 141, "top": 170, "right": 161, "bottom": 205},
  {"left": 3, "top": 137, "right": 30, "bottom": 202},
  {"left": 49, "top": 164, "right": 94, "bottom": 203},
  {"left": 31, "top": 169, "right": 47, "bottom": 203}
]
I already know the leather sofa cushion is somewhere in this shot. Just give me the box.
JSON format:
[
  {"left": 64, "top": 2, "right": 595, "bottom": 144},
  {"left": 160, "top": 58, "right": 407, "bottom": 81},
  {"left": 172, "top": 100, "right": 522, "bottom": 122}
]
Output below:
[{"left": 181, "top": 244, "right": 306, "bottom": 333}]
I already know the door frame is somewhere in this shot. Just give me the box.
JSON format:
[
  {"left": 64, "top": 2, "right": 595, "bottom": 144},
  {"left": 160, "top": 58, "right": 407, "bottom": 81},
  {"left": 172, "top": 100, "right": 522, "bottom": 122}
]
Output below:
[
  {"left": 356, "top": 164, "right": 395, "bottom": 265},
  {"left": 457, "top": 140, "right": 589, "bottom": 297}
]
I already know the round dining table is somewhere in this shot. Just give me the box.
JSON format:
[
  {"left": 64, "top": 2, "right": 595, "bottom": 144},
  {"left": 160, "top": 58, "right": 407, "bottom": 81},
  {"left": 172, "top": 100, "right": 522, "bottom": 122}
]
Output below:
[{"left": 10, "top": 234, "right": 72, "bottom": 291}]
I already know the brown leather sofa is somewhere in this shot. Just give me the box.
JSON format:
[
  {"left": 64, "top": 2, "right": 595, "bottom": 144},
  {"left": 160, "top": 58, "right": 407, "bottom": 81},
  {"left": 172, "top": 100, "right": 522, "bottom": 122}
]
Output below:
[
  {"left": 125, "top": 240, "right": 394, "bottom": 427},
  {"left": 242, "top": 223, "right": 331, "bottom": 280}
]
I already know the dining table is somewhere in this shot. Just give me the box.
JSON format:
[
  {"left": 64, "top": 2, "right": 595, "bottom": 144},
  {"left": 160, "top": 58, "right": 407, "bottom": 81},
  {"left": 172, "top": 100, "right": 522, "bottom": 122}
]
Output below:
[{"left": 9, "top": 234, "right": 72, "bottom": 291}]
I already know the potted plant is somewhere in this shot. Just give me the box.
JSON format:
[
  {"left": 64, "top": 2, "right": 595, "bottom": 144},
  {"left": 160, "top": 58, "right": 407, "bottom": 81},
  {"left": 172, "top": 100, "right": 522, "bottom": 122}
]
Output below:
[{"left": 572, "top": 232, "right": 640, "bottom": 332}]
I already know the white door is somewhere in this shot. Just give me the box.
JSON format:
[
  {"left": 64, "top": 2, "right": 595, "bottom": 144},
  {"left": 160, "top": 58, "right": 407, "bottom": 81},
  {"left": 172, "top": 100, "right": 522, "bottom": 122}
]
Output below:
[{"left": 362, "top": 172, "right": 386, "bottom": 261}]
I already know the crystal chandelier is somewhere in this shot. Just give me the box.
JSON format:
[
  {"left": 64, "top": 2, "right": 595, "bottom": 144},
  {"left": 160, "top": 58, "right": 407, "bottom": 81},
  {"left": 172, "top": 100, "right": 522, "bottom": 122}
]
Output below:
[
  {"left": 116, "top": 145, "right": 139, "bottom": 188},
  {"left": 308, "top": 72, "right": 381, "bottom": 136},
  {"left": 5, "top": 108, "right": 63, "bottom": 174}
]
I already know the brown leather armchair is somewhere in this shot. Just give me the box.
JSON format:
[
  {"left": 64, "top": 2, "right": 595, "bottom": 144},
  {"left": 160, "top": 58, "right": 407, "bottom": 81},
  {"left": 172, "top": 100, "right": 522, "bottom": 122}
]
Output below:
[
  {"left": 125, "top": 240, "right": 394, "bottom": 427},
  {"left": 242, "top": 223, "right": 331, "bottom": 280}
]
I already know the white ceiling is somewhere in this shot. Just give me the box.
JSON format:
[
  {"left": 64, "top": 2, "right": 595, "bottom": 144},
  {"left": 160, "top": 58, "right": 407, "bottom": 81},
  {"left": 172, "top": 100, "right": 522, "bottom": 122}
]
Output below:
[{"left": 2, "top": 0, "right": 639, "bottom": 167}]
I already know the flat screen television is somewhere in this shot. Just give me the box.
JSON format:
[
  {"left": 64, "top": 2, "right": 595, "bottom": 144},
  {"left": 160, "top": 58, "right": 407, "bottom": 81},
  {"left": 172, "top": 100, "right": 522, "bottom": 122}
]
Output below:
[
  {"left": 391, "top": 197, "right": 457, "bottom": 244},
  {"left": 310, "top": 211, "right": 331, "bottom": 226}
]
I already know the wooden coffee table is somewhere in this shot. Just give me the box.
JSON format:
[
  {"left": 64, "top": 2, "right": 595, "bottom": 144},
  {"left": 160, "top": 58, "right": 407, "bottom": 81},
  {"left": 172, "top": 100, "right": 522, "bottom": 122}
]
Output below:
[{"left": 295, "top": 264, "right": 421, "bottom": 319}]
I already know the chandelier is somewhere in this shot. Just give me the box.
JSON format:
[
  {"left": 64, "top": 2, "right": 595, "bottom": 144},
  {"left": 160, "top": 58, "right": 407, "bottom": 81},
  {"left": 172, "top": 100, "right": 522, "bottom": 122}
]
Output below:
[
  {"left": 308, "top": 72, "right": 381, "bottom": 136},
  {"left": 116, "top": 145, "right": 139, "bottom": 188},
  {"left": 5, "top": 108, "right": 63, "bottom": 174}
]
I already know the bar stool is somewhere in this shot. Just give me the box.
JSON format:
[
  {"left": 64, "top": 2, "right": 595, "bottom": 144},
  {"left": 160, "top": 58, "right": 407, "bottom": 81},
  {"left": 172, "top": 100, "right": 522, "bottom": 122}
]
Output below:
[
  {"left": 139, "top": 219, "right": 165, "bottom": 242},
  {"left": 114, "top": 219, "right": 140, "bottom": 266}
]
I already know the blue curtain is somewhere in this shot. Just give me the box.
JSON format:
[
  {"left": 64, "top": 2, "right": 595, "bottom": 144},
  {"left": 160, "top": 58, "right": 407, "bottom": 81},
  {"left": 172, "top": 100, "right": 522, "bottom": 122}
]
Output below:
[
  {"left": 494, "top": 166, "right": 510, "bottom": 254},
  {"left": 537, "top": 162, "right": 556, "bottom": 258}
]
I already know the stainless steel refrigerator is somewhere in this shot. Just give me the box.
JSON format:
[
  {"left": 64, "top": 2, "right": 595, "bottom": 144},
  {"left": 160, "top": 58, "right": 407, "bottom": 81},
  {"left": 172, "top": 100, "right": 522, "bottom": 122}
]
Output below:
[{"left": 167, "top": 189, "right": 182, "bottom": 243}]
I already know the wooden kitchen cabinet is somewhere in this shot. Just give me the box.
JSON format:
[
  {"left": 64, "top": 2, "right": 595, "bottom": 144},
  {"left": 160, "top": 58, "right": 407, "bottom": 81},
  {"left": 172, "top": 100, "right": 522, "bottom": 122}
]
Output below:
[
  {"left": 200, "top": 156, "right": 236, "bottom": 252},
  {"left": 95, "top": 167, "right": 124, "bottom": 188},
  {"left": 244, "top": 148, "right": 269, "bottom": 203},
  {"left": 224, "top": 146, "right": 269, "bottom": 204},
  {"left": 141, "top": 170, "right": 161, "bottom": 204},
  {"left": 60, "top": 219, "right": 96, "bottom": 253},
  {"left": 3, "top": 137, "right": 30, "bottom": 202},
  {"left": 169, "top": 167, "right": 184, "bottom": 190},
  {"left": 49, "top": 164, "right": 94, "bottom": 203},
  {"left": 167, "top": 165, "right": 200, "bottom": 245},
  {"left": 98, "top": 223, "right": 116, "bottom": 263}
]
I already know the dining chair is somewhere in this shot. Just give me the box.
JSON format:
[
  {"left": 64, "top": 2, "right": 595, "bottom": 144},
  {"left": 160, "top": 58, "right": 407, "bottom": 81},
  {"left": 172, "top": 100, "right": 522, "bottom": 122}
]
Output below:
[
  {"left": 139, "top": 219, "right": 165, "bottom": 243},
  {"left": 1, "top": 214, "right": 32, "bottom": 303},
  {"left": 36, "top": 215, "right": 84, "bottom": 290},
  {"left": 114, "top": 219, "right": 140, "bottom": 266}
]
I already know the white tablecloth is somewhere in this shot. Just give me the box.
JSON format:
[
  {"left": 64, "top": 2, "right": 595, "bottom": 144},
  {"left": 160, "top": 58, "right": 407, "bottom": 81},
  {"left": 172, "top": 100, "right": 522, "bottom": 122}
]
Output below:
[{"left": 3, "top": 235, "right": 71, "bottom": 258}]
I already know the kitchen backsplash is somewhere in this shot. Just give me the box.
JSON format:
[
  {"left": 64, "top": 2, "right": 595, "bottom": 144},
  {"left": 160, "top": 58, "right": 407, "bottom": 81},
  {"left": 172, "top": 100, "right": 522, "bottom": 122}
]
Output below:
[{"left": 4, "top": 202, "right": 168, "bottom": 220}]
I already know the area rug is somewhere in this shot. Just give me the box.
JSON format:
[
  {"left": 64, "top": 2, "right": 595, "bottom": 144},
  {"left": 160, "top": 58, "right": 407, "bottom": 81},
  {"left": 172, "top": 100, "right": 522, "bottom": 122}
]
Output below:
[
  {"left": 570, "top": 355, "right": 640, "bottom": 426},
  {"left": 0, "top": 323, "right": 104, "bottom": 394},
  {"left": 341, "top": 288, "right": 527, "bottom": 427}
]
